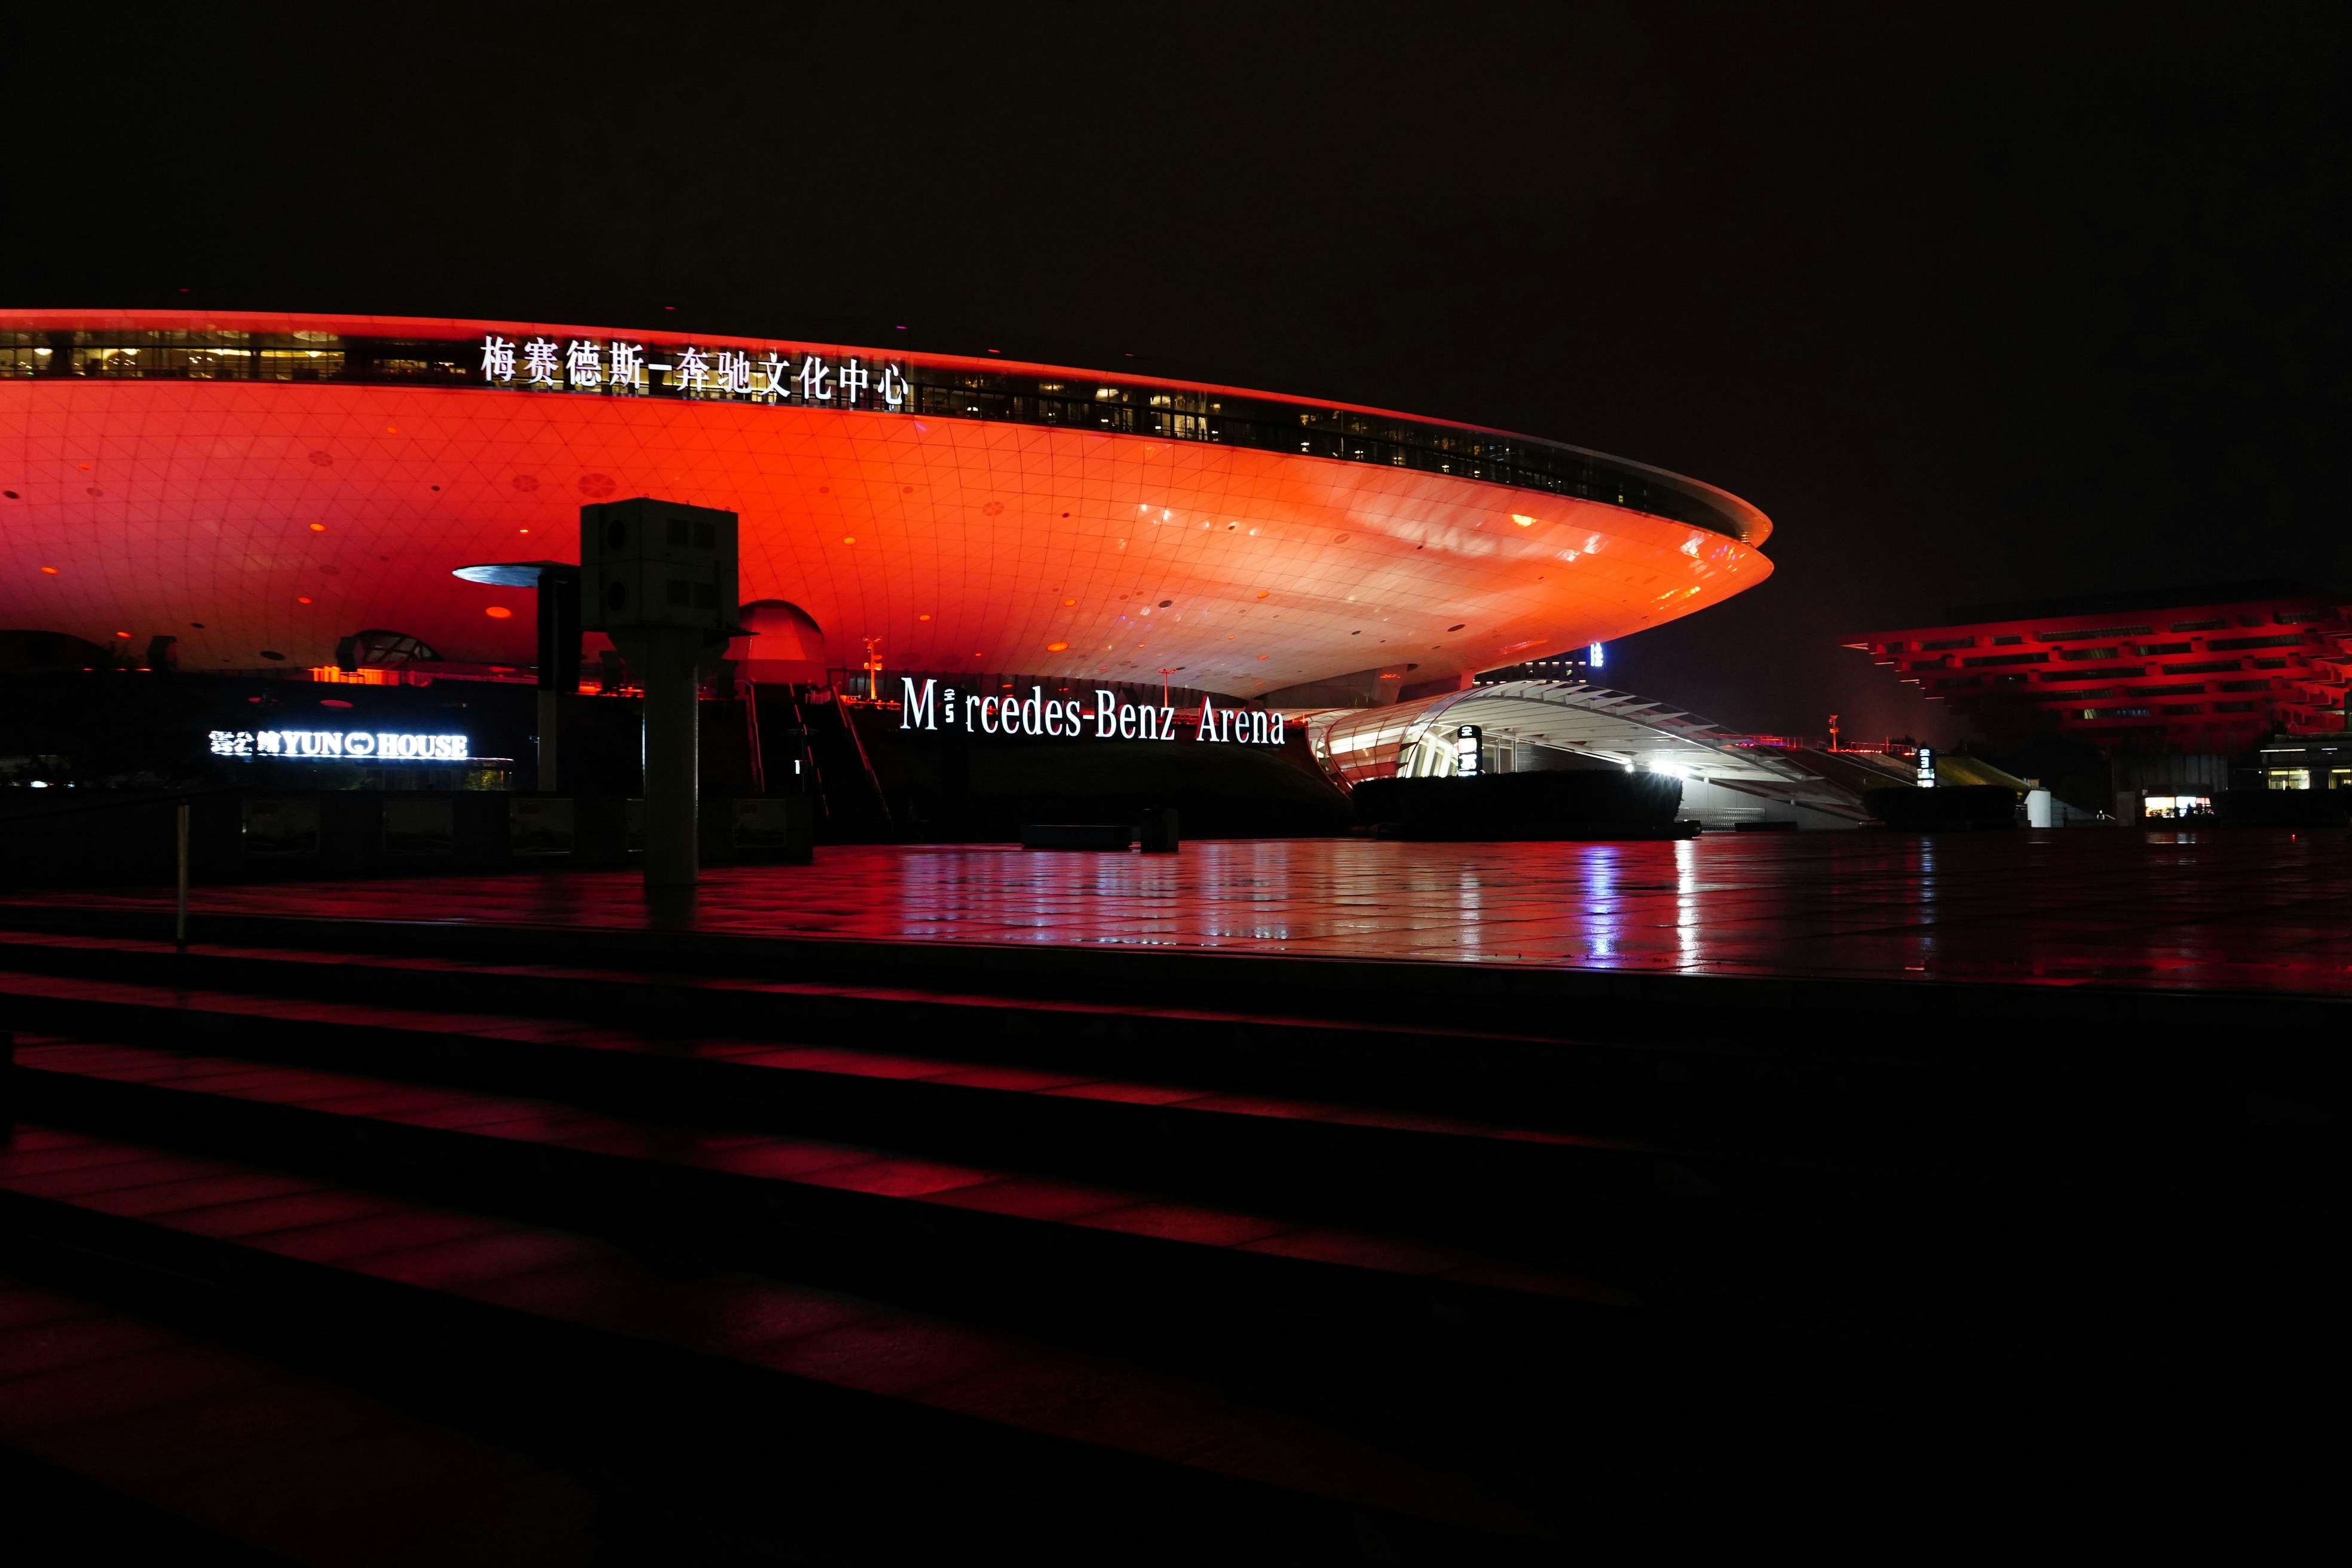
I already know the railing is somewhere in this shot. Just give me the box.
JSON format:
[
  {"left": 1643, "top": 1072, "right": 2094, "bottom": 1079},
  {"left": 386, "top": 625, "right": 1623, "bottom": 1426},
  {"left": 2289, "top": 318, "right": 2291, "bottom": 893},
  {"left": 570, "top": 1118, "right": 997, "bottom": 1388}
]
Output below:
[{"left": 0, "top": 786, "right": 226, "bottom": 945}]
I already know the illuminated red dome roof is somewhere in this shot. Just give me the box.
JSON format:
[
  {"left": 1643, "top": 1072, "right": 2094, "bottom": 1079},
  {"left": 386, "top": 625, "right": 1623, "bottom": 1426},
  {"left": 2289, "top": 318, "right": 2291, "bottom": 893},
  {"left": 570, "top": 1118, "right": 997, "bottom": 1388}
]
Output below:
[{"left": 1, "top": 310, "right": 1772, "bottom": 693}]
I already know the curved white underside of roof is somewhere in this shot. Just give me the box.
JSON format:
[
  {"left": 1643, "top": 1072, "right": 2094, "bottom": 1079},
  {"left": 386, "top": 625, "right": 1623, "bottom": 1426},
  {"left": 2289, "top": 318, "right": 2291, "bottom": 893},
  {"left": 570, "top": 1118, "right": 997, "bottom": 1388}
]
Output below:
[{"left": 1301, "top": 679, "right": 1869, "bottom": 822}]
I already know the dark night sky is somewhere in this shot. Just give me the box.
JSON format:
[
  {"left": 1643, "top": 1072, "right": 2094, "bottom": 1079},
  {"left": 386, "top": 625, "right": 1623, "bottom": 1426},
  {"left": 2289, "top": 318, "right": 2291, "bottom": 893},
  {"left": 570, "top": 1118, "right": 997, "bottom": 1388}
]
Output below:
[{"left": 6, "top": 4, "right": 2345, "bottom": 742}]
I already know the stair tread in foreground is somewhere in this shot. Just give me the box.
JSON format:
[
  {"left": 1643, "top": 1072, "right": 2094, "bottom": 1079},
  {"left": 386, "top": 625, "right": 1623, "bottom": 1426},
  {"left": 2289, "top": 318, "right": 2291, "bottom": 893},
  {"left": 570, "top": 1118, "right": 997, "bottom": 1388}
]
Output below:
[
  {"left": 0, "top": 1268, "right": 611, "bottom": 1564},
  {"left": 13, "top": 1036, "right": 1616, "bottom": 1303},
  {"left": 0, "top": 961, "right": 1598, "bottom": 1149},
  {"left": 0, "top": 1123, "right": 1542, "bottom": 1552},
  {"left": 0, "top": 958, "right": 2318, "bottom": 1289}
]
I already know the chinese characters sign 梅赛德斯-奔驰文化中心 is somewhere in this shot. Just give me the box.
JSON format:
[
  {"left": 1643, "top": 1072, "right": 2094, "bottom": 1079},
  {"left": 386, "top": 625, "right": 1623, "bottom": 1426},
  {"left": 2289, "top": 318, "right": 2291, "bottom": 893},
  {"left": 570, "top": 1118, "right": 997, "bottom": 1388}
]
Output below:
[{"left": 477, "top": 335, "right": 910, "bottom": 409}]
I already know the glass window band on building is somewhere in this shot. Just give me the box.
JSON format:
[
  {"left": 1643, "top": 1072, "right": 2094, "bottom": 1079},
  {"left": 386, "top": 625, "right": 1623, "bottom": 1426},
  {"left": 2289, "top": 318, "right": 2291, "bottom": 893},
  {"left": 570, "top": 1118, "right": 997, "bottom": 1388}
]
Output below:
[{"left": 0, "top": 327, "right": 1753, "bottom": 543}]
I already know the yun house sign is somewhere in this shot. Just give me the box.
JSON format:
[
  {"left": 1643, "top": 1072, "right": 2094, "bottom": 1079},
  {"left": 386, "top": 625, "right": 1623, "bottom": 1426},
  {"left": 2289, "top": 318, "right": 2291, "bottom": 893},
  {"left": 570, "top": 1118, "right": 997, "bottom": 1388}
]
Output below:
[{"left": 210, "top": 729, "right": 470, "bottom": 762}]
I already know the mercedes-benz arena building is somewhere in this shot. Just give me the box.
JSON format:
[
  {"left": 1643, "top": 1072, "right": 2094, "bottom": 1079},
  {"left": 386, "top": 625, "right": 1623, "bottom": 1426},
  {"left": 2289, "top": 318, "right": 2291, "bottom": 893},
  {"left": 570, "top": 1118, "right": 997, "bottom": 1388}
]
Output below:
[{"left": 3, "top": 310, "right": 1769, "bottom": 690}]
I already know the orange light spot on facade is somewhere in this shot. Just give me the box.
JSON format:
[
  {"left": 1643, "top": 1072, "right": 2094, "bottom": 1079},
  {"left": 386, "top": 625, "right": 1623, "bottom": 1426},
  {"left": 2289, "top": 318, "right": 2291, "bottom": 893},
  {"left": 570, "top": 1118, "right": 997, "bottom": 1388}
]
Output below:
[
  {"left": 1062, "top": 598, "right": 1077, "bottom": 607},
  {"left": 1511, "top": 513, "right": 1537, "bottom": 527},
  {"left": 485, "top": 606, "right": 513, "bottom": 619},
  {"left": 917, "top": 614, "right": 932, "bottom": 621},
  {"left": 40, "top": 566, "right": 59, "bottom": 574},
  {"left": 78, "top": 464, "right": 91, "bottom": 471},
  {"left": 1257, "top": 654, "right": 1268, "bottom": 659},
  {"left": 842, "top": 535, "right": 856, "bottom": 545},
  {"left": 309, "top": 523, "right": 326, "bottom": 532},
  {"left": 297, "top": 596, "right": 313, "bottom": 604},
  {"left": 519, "top": 528, "right": 530, "bottom": 534},
  {"left": 385, "top": 426, "right": 398, "bottom": 434},
  {"left": 1046, "top": 641, "right": 1069, "bottom": 652},
  {"left": 114, "top": 630, "right": 131, "bottom": 638},
  {"left": 1256, "top": 592, "right": 1269, "bottom": 599}
]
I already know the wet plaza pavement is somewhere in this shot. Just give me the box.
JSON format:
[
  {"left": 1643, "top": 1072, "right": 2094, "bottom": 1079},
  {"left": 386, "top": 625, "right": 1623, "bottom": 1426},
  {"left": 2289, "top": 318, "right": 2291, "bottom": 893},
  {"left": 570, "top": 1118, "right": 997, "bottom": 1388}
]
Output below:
[{"left": 15, "top": 828, "right": 2352, "bottom": 996}]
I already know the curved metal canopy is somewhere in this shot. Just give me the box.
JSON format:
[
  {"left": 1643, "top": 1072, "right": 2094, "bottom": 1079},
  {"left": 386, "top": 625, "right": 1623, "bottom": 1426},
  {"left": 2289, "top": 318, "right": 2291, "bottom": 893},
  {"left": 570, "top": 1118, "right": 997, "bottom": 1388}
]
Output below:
[
  {"left": 1304, "top": 679, "right": 1868, "bottom": 822},
  {"left": 451, "top": 561, "right": 578, "bottom": 589}
]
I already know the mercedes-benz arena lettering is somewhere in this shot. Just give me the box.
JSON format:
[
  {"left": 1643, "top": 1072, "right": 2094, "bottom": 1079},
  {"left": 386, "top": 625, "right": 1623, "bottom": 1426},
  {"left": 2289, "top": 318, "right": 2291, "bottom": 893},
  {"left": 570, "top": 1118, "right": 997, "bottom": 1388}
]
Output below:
[
  {"left": 1, "top": 310, "right": 1772, "bottom": 711},
  {"left": 902, "top": 678, "right": 1285, "bottom": 745}
]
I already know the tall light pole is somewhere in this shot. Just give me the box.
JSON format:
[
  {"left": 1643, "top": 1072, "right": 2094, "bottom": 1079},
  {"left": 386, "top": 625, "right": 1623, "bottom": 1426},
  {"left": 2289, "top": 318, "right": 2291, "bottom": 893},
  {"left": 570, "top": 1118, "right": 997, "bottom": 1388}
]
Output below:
[{"left": 450, "top": 561, "right": 581, "bottom": 792}]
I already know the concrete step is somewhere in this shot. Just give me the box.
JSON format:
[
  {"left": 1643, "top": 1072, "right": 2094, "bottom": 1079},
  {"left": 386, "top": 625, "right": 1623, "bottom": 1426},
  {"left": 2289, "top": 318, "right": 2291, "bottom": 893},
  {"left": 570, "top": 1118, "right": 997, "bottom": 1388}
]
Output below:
[
  {"left": 0, "top": 1267, "right": 622, "bottom": 1564},
  {"left": 0, "top": 956, "right": 2327, "bottom": 1280},
  {"left": 0, "top": 905, "right": 2337, "bottom": 1162},
  {"left": 0, "top": 964, "right": 1883, "bottom": 1278},
  {"left": 0, "top": 929, "right": 2332, "bottom": 1223},
  {"left": 13, "top": 1030, "right": 2329, "bottom": 1419},
  {"left": 0, "top": 1123, "right": 1564, "bottom": 1561}
]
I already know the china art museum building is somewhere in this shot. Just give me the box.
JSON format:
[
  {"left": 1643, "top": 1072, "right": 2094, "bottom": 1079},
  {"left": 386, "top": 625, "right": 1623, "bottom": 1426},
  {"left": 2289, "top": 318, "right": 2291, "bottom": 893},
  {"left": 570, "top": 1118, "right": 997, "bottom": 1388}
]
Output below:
[{"left": 0, "top": 310, "right": 1850, "bottom": 830}]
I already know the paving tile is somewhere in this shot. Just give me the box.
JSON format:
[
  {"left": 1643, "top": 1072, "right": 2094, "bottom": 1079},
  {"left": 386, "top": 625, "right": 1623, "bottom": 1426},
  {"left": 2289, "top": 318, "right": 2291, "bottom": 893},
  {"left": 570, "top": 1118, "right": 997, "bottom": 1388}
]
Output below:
[
  {"left": 675, "top": 1280, "right": 885, "bottom": 1359},
  {"left": 0, "top": 1286, "right": 102, "bottom": 1334},
  {"left": 0, "top": 1136, "right": 175, "bottom": 1180},
  {"left": 76, "top": 1170, "right": 322, "bottom": 1218},
  {"left": 734, "top": 1045, "right": 961, "bottom": 1079},
  {"left": 241, "top": 1208, "right": 509, "bottom": 1264},
  {"left": 457, "top": 1259, "right": 644, "bottom": 1322},
  {"left": 164, "top": 1187, "right": 408, "bottom": 1239},
  {"left": 1074, "top": 1202, "right": 1297, "bottom": 1248},
  {"left": 280, "top": 1083, "right": 482, "bottom": 1119},
  {"left": 906, "top": 1352, "right": 1515, "bottom": 1532},
  {"left": 920, "top": 1064, "right": 1097, "bottom": 1091},
  {"left": 380, "top": 1097, "right": 575, "bottom": 1133},
  {"left": 266, "top": 1468, "right": 604, "bottom": 1567},
  {"left": 2, "top": 1153, "right": 235, "bottom": 1200},
  {"left": 16, "top": 1377, "right": 384, "bottom": 1486},
  {"left": 430, "top": 1107, "right": 626, "bottom": 1146},
  {"left": 758, "top": 1315, "right": 1028, "bottom": 1397},
  {"left": 688, "top": 1138, "right": 874, "bottom": 1181},
  {"left": 1239, "top": 1228, "right": 1465, "bottom": 1275},
  {"left": 0, "top": 1343, "right": 267, "bottom": 1438},
  {"left": 792, "top": 1156, "right": 999, "bottom": 1199},
  {"left": 0, "top": 1125, "right": 96, "bottom": 1154},
  {"left": 1041, "top": 1080, "right": 1213, "bottom": 1106},
  {"left": 134, "top": 1419, "right": 534, "bottom": 1547},
  {"left": 339, "top": 1230, "right": 601, "bottom": 1292},
  {"left": 0, "top": 1313, "right": 176, "bottom": 1379},
  {"left": 920, "top": 1174, "right": 1137, "bottom": 1221}
]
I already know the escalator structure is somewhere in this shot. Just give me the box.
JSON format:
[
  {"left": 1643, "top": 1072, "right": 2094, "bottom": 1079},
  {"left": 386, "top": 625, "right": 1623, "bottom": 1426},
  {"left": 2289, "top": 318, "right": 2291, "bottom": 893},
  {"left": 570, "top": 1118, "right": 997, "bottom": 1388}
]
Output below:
[{"left": 763, "top": 690, "right": 896, "bottom": 843}]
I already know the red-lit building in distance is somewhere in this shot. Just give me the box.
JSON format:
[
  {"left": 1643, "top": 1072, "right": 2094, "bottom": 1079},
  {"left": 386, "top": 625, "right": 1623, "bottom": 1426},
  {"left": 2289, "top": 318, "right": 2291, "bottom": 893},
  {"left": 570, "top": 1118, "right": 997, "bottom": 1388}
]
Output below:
[
  {"left": 1846, "top": 581, "right": 2352, "bottom": 751},
  {"left": 1, "top": 310, "right": 1773, "bottom": 712}
]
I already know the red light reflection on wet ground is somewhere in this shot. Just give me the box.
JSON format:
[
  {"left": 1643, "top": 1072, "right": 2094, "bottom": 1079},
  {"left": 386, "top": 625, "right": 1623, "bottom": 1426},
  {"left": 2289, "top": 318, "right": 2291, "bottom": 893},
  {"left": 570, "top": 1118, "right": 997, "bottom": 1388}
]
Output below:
[{"left": 17, "top": 829, "right": 2352, "bottom": 994}]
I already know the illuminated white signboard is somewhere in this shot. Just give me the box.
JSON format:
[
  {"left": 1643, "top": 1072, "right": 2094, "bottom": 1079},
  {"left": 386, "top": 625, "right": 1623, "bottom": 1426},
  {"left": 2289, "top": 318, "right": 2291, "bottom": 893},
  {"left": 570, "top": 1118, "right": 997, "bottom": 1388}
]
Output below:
[
  {"left": 898, "top": 679, "right": 1285, "bottom": 746},
  {"left": 480, "top": 335, "right": 910, "bottom": 409},
  {"left": 209, "top": 730, "right": 469, "bottom": 762}
]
